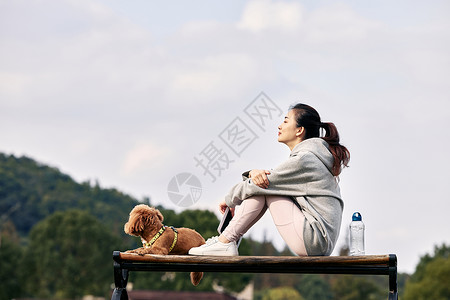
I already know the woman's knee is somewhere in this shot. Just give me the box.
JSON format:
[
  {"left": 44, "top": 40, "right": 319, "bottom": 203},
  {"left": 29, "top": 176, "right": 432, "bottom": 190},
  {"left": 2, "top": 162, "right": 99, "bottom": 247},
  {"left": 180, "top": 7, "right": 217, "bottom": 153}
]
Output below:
[{"left": 266, "top": 196, "right": 298, "bottom": 225}]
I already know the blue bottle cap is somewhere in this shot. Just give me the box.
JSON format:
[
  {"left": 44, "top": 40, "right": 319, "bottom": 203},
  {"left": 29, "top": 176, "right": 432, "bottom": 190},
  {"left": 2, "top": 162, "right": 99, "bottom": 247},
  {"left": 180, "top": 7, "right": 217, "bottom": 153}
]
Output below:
[{"left": 352, "top": 212, "right": 362, "bottom": 221}]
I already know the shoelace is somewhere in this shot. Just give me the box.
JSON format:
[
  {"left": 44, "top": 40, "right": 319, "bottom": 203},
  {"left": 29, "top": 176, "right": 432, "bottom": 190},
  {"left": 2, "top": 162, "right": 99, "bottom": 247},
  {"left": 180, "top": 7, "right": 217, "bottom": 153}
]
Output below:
[{"left": 205, "top": 236, "right": 219, "bottom": 245}]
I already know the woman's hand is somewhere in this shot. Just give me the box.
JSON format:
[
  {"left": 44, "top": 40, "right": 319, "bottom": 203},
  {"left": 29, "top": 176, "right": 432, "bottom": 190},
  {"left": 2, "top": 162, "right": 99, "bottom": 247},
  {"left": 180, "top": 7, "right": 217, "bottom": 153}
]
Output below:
[
  {"left": 219, "top": 200, "right": 235, "bottom": 216},
  {"left": 249, "top": 169, "right": 271, "bottom": 189}
]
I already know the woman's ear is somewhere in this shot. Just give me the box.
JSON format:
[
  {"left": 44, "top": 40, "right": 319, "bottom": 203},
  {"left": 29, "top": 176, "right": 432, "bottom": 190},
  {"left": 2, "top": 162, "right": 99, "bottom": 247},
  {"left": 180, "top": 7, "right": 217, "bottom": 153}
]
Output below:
[{"left": 296, "top": 127, "right": 305, "bottom": 137}]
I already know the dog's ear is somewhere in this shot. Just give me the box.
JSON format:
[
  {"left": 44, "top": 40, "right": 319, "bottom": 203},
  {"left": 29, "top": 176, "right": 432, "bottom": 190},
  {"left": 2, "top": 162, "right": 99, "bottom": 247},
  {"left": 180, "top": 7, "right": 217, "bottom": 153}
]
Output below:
[
  {"left": 134, "top": 214, "right": 146, "bottom": 232},
  {"left": 124, "top": 212, "right": 146, "bottom": 235},
  {"left": 155, "top": 208, "right": 164, "bottom": 223}
]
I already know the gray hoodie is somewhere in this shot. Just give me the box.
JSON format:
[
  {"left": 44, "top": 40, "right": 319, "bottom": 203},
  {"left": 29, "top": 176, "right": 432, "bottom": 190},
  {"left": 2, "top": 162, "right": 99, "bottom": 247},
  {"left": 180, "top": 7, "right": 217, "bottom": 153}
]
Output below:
[{"left": 224, "top": 138, "right": 343, "bottom": 256}]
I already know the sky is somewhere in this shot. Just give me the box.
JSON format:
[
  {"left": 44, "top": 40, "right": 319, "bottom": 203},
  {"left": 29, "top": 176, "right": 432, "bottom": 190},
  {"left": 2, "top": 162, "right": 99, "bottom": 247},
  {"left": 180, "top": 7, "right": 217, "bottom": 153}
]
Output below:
[{"left": 1, "top": 0, "right": 449, "bottom": 274}]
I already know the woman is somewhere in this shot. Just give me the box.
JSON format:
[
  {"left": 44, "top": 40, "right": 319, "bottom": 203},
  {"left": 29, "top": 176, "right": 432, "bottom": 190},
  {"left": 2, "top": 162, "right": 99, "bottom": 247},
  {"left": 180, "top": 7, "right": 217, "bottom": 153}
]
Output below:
[{"left": 189, "top": 103, "right": 350, "bottom": 256}]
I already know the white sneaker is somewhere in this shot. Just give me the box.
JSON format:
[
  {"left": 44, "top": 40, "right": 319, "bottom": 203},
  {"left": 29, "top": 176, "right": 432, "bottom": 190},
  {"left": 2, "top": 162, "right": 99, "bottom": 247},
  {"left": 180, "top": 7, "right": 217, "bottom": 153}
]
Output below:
[{"left": 188, "top": 236, "right": 239, "bottom": 256}]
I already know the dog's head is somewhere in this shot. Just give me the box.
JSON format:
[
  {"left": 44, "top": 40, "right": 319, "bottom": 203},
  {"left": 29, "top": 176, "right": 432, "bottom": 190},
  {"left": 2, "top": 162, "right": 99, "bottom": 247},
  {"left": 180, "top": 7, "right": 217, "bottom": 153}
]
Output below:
[{"left": 124, "top": 204, "right": 164, "bottom": 236}]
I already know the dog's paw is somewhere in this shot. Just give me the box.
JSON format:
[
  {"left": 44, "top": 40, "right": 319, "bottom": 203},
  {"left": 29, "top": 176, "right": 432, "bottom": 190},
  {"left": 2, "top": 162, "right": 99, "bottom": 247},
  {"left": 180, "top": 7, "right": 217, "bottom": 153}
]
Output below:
[
  {"left": 134, "top": 248, "right": 149, "bottom": 256},
  {"left": 125, "top": 248, "right": 147, "bottom": 255}
]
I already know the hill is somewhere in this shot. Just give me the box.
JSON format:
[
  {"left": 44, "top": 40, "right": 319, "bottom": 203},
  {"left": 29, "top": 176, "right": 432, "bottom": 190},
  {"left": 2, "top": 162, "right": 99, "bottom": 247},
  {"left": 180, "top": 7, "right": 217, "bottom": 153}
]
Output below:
[{"left": 0, "top": 153, "right": 139, "bottom": 237}]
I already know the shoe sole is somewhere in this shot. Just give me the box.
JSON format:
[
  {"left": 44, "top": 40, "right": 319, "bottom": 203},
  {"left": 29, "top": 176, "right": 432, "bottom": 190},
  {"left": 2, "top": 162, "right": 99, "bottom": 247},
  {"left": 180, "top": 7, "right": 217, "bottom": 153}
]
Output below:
[{"left": 188, "top": 249, "right": 238, "bottom": 256}]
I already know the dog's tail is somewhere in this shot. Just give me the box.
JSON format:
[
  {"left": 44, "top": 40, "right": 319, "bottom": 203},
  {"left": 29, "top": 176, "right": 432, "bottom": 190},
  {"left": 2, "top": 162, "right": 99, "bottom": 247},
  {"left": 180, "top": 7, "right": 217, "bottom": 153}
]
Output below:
[{"left": 190, "top": 271, "right": 203, "bottom": 286}]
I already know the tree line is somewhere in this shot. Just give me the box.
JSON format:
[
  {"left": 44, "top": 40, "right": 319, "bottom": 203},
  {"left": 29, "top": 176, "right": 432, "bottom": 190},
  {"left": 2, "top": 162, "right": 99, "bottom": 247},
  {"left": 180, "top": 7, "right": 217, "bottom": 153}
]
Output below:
[{"left": 1, "top": 153, "right": 448, "bottom": 299}]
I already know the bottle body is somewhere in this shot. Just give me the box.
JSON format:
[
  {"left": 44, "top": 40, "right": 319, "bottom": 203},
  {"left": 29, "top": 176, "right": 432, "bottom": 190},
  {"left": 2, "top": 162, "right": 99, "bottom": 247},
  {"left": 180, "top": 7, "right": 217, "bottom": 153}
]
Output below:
[{"left": 349, "top": 212, "right": 365, "bottom": 256}]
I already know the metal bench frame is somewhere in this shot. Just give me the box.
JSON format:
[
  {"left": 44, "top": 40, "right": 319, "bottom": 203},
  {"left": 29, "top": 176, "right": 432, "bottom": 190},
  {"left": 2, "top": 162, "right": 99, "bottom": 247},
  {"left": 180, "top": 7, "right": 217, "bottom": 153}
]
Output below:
[{"left": 112, "top": 251, "right": 398, "bottom": 300}]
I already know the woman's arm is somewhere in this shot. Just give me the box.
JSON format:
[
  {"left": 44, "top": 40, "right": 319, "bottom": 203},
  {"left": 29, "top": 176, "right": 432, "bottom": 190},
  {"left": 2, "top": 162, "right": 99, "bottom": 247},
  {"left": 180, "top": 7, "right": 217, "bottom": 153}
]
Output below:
[
  {"left": 224, "top": 151, "right": 338, "bottom": 208},
  {"left": 248, "top": 169, "right": 271, "bottom": 189},
  {"left": 219, "top": 200, "right": 235, "bottom": 216},
  {"left": 225, "top": 154, "right": 306, "bottom": 207}
]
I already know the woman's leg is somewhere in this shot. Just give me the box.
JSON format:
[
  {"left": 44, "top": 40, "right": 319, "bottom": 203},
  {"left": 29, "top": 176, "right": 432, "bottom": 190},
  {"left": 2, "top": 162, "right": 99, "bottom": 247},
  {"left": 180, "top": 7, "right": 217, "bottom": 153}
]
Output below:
[
  {"left": 189, "top": 195, "right": 306, "bottom": 256},
  {"left": 222, "top": 195, "right": 307, "bottom": 256},
  {"left": 189, "top": 195, "right": 268, "bottom": 256},
  {"left": 266, "top": 195, "right": 307, "bottom": 256},
  {"left": 221, "top": 195, "right": 268, "bottom": 243}
]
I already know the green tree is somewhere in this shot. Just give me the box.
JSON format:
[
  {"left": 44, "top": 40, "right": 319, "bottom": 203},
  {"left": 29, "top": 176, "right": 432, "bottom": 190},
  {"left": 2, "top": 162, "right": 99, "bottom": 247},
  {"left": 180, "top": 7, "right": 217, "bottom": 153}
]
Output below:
[
  {"left": 156, "top": 207, "right": 220, "bottom": 239},
  {"left": 331, "top": 275, "right": 384, "bottom": 300},
  {"left": 23, "top": 210, "right": 123, "bottom": 299},
  {"left": 262, "top": 286, "right": 304, "bottom": 300},
  {"left": 0, "top": 236, "right": 23, "bottom": 300},
  {"left": 252, "top": 233, "right": 281, "bottom": 290},
  {"left": 403, "top": 243, "right": 450, "bottom": 300},
  {"left": 298, "top": 274, "right": 333, "bottom": 300}
]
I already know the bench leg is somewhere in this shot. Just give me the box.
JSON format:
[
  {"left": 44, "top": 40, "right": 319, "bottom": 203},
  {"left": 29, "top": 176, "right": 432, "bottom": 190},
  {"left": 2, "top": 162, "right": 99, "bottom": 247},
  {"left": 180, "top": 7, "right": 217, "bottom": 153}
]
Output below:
[
  {"left": 388, "top": 291, "right": 398, "bottom": 300},
  {"left": 111, "top": 288, "right": 128, "bottom": 300},
  {"left": 388, "top": 272, "right": 398, "bottom": 300},
  {"left": 111, "top": 260, "right": 129, "bottom": 300},
  {"left": 388, "top": 254, "right": 398, "bottom": 300}
]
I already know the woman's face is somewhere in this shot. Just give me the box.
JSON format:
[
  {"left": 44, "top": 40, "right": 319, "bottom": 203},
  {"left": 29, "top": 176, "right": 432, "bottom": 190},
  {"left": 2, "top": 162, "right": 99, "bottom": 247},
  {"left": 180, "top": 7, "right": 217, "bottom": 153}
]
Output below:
[{"left": 278, "top": 109, "right": 303, "bottom": 149}]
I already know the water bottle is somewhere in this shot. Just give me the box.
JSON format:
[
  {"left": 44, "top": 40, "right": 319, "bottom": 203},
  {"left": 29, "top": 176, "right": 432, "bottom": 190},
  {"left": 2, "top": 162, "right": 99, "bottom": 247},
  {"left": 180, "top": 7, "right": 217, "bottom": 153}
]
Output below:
[{"left": 349, "top": 212, "right": 365, "bottom": 256}]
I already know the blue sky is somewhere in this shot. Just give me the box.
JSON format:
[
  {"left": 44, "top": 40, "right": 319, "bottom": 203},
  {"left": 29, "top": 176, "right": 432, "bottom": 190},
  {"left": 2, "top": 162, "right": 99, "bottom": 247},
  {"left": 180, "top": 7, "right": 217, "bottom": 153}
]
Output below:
[{"left": 1, "top": 0, "right": 449, "bottom": 273}]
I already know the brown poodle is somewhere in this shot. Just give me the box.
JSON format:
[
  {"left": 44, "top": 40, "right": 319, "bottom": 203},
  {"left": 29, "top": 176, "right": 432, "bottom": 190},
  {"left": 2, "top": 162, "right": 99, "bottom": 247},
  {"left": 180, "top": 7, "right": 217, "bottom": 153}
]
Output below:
[{"left": 124, "top": 204, "right": 206, "bottom": 286}]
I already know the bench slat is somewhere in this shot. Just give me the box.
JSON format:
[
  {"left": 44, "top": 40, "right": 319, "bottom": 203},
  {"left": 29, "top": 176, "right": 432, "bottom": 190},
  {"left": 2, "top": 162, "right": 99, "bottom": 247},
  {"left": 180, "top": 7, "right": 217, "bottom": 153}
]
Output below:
[{"left": 117, "top": 252, "right": 391, "bottom": 266}]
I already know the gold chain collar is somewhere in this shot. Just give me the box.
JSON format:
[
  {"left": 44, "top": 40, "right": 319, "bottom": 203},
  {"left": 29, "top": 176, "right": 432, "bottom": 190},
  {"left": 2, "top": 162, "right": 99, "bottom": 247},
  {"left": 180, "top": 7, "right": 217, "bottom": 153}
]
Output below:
[{"left": 141, "top": 225, "right": 178, "bottom": 253}]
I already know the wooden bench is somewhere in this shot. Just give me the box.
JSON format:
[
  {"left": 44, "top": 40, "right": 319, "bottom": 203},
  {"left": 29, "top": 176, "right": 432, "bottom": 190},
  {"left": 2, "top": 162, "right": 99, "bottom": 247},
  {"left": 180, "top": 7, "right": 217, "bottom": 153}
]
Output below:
[{"left": 111, "top": 251, "right": 398, "bottom": 300}]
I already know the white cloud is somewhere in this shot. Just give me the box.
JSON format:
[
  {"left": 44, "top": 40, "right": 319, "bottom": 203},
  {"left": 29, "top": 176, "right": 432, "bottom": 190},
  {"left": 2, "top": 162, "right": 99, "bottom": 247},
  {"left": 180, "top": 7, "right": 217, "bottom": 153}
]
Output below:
[
  {"left": 237, "top": 0, "right": 303, "bottom": 32},
  {"left": 0, "top": 72, "right": 30, "bottom": 101},
  {"left": 121, "top": 142, "right": 173, "bottom": 177},
  {"left": 167, "top": 53, "right": 265, "bottom": 99},
  {"left": 303, "top": 3, "right": 382, "bottom": 43}
]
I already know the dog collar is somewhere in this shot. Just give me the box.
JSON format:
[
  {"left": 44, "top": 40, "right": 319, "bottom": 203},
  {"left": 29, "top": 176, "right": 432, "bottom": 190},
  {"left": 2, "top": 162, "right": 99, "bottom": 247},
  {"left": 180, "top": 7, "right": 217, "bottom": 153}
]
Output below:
[
  {"left": 142, "top": 225, "right": 178, "bottom": 253},
  {"left": 168, "top": 226, "right": 178, "bottom": 253}
]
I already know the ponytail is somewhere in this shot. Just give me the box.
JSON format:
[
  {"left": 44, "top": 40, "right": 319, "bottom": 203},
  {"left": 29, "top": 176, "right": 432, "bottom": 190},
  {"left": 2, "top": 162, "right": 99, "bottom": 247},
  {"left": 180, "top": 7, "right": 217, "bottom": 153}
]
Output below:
[
  {"left": 290, "top": 103, "right": 350, "bottom": 176},
  {"left": 321, "top": 122, "right": 350, "bottom": 176}
]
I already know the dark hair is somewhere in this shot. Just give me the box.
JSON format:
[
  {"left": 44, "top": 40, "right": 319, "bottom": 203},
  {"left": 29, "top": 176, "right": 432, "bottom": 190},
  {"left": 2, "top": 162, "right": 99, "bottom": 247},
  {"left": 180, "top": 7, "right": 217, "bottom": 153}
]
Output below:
[{"left": 290, "top": 103, "right": 350, "bottom": 176}]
